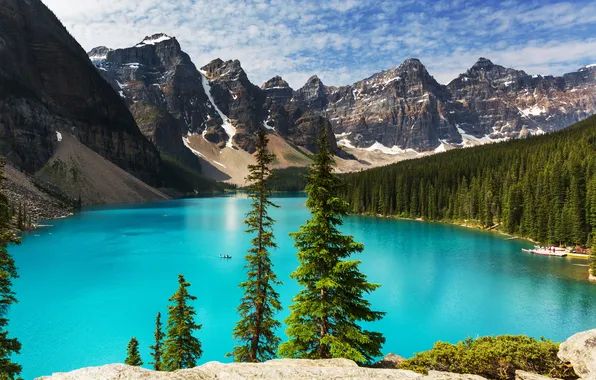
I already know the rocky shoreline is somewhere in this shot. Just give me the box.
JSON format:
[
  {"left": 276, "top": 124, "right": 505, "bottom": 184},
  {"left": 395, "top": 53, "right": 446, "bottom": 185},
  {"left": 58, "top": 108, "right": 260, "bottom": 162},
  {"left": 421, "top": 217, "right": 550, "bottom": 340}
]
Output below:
[
  {"left": 37, "top": 329, "right": 596, "bottom": 379},
  {"left": 2, "top": 163, "right": 74, "bottom": 226}
]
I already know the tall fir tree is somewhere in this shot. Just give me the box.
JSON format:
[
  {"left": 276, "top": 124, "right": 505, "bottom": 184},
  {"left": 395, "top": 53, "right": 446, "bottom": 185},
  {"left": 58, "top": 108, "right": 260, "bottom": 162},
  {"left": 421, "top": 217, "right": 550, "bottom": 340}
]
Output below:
[
  {"left": 162, "top": 274, "right": 202, "bottom": 371},
  {"left": 0, "top": 159, "right": 22, "bottom": 379},
  {"left": 278, "top": 125, "right": 386, "bottom": 365},
  {"left": 590, "top": 234, "right": 596, "bottom": 278},
  {"left": 149, "top": 312, "right": 164, "bottom": 370},
  {"left": 124, "top": 337, "right": 143, "bottom": 366},
  {"left": 230, "top": 130, "right": 282, "bottom": 362}
]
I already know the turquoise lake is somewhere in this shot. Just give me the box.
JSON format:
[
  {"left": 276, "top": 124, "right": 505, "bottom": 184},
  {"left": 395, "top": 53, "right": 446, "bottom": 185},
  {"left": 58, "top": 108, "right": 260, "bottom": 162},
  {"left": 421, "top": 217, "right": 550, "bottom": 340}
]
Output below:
[{"left": 8, "top": 196, "right": 596, "bottom": 379}]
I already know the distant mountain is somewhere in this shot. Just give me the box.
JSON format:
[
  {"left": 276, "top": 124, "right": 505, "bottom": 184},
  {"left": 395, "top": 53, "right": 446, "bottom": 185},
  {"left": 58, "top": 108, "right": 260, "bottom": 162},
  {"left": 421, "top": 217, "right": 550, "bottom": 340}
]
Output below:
[{"left": 292, "top": 57, "right": 596, "bottom": 152}]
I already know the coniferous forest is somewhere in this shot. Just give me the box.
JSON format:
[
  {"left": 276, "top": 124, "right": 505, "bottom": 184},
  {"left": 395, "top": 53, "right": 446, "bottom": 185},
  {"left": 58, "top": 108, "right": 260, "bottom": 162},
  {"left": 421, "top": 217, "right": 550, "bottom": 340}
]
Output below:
[{"left": 340, "top": 115, "right": 596, "bottom": 247}]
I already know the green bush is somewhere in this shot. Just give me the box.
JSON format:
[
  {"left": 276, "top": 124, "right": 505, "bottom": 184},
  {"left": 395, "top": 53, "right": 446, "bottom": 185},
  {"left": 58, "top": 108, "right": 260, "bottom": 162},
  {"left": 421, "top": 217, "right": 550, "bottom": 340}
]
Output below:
[{"left": 399, "top": 335, "right": 577, "bottom": 379}]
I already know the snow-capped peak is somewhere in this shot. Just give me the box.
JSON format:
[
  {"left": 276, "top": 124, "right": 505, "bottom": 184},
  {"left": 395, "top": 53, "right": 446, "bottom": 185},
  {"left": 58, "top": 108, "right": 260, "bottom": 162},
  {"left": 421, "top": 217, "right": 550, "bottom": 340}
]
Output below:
[
  {"left": 580, "top": 63, "right": 596, "bottom": 71},
  {"left": 135, "top": 33, "right": 173, "bottom": 47}
]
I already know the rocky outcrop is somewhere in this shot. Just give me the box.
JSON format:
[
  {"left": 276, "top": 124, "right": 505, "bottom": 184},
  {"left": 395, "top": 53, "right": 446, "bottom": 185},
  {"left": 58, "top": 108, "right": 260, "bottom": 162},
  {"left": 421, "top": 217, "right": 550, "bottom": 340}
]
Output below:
[
  {"left": 558, "top": 329, "right": 596, "bottom": 379},
  {"left": 0, "top": 0, "right": 160, "bottom": 185},
  {"left": 38, "top": 328, "right": 596, "bottom": 380},
  {"left": 37, "top": 359, "right": 489, "bottom": 380}
]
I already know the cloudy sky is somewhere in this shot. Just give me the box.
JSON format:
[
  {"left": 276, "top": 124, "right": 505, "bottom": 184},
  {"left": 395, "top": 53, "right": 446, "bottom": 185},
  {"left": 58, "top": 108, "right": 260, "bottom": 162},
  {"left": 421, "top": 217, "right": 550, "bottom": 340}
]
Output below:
[{"left": 44, "top": 0, "right": 596, "bottom": 88}]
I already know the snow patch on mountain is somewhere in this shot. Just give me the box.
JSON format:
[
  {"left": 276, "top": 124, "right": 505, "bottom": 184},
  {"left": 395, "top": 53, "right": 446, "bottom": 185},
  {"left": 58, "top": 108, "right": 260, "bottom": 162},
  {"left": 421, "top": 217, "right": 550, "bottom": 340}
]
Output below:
[
  {"left": 519, "top": 105, "right": 547, "bottom": 117},
  {"left": 365, "top": 141, "right": 419, "bottom": 155},
  {"left": 434, "top": 141, "right": 449, "bottom": 153},
  {"left": 456, "top": 126, "right": 509, "bottom": 148},
  {"left": 199, "top": 70, "right": 236, "bottom": 148},
  {"left": 135, "top": 34, "right": 172, "bottom": 47}
]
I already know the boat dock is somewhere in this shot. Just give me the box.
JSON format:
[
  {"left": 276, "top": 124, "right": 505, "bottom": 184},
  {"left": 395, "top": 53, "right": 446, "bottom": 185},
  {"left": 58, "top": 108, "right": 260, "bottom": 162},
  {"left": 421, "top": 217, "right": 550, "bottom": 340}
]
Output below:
[{"left": 522, "top": 247, "right": 567, "bottom": 257}]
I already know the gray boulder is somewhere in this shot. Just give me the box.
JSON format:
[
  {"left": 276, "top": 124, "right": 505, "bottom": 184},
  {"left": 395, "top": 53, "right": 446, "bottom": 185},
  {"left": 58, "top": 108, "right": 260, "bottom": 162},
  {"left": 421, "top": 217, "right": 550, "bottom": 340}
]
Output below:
[{"left": 558, "top": 329, "right": 596, "bottom": 379}]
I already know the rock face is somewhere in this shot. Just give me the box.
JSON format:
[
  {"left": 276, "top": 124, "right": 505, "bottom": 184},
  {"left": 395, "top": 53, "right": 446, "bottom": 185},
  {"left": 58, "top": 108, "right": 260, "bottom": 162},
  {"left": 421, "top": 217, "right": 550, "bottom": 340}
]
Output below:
[
  {"left": 294, "top": 58, "right": 596, "bottom": 152},
  {"left": 558, "top": 328, "right": 596, "bottom": 379},
  {"left": 89, "top": 34, "right": 223, "bottom": 169},
  {"left": 303, "top": 59, "right": 458, "bottom": 151},
  {"left": 447, "top": 58, "right": 596, "bottom": 140},
  {"left": 0, "top": 0, "right": 160, "bottom": 184}
]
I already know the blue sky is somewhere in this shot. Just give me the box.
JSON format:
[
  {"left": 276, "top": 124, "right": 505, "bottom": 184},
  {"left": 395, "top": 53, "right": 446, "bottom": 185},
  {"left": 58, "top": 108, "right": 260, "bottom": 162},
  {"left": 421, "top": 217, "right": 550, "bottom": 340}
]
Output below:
[{"left": 45, "top": 0, "right": 596, "bottom": 88}]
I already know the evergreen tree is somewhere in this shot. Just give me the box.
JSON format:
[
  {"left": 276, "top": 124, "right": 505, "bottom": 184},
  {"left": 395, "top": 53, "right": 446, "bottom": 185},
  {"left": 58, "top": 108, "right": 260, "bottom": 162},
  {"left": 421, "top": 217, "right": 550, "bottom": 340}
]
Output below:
[
  {"left": 162, "top": 274, "right": 202, "bottom": 371},
  {"left": 278, "top": 126, "right": 386, "bottom": 364},
  {"left": 591, "top": 235, "right": 596, "bottom": 277},
  {"left": 15, "top": 204, "right": 22, "bottom": 231},
  {"left": 124, "top": 337, "right": 143, "bottom": 366},
  {"left": 0, "top": 160, "right": 22, "bottom": 379},
  {"left": 339, "top": 114, "right": 596, "bottom": 247},
  {"left": 149, "top": 312, "right": 164, "bottom": 370},
  {"left": 230, "top": 131, "right": 282, "bottom": 362}
]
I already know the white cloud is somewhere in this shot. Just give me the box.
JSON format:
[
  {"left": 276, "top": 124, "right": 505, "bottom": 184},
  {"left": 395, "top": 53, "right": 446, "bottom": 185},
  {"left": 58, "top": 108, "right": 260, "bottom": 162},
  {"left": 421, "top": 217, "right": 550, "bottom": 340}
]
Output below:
[{"left": 43, "top": 0, "right": 596, "bottom": 88}]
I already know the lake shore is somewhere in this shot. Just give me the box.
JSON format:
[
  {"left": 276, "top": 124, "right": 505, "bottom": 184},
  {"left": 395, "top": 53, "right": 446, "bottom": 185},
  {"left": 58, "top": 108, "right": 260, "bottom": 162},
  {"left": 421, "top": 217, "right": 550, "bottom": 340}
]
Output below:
[{"left": 356, "top": 212, "right": 592, "bottom": 257}]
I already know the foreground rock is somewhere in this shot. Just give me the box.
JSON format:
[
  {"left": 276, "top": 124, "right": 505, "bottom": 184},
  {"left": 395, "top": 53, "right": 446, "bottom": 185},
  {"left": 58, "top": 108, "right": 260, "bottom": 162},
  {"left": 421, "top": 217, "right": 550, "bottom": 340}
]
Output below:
[
  {"left": 558, "top": 328, "right": 596, "bottom": 379},
  {"left": 514, "top": 370, "right": 561, "bottom": 380},
  {"left": 40, "top": 359, "right": 490, "bottom": 380},
  {"left": 38, "top": 328, "right": 596, "bottom": 379}
]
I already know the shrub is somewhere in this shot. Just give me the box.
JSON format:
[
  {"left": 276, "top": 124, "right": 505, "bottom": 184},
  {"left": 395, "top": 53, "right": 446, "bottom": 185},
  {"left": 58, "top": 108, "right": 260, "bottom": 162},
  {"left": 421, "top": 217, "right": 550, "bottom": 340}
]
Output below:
[{"left": 399, "top": 335, "right": 577, "bottom": 379}]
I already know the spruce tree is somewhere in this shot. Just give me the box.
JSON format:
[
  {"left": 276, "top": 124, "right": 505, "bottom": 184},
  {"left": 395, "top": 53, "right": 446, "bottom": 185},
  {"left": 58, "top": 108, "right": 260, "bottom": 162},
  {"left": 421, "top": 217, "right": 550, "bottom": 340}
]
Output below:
[
  {"left": 0, "top": 160, "right": 22, "bottom": 378},
  {"left": 590, "top": 235, "right": 596, "bottom": 278},
  {"left": 125, "top": 337, "right": 143, "bottom": 366},
  {"left": 149, "top": 312, "right": 164, "bottom": 370},
  {"left": 230, "top": 130, "right": 282, "bottom": 362},
  {"left": 278, "top": 125, "right": 386, "bottom": 364},
  {"left": 162, "top": 274, "right": 202, "bottom": 371}
]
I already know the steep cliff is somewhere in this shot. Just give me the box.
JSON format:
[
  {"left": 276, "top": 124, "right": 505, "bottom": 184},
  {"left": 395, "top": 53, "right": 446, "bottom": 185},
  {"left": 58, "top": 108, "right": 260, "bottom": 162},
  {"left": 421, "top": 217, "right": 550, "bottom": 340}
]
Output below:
[{"left": 0, "top": 0, "right": 161, "bottom": 185}]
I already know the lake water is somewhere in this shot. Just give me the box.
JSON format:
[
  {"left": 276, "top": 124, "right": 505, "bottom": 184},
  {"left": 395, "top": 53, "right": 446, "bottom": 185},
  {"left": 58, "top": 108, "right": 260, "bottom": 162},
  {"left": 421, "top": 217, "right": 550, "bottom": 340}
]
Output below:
[{"left": 9, "top": 196, "right": 596, "bottom": 379}]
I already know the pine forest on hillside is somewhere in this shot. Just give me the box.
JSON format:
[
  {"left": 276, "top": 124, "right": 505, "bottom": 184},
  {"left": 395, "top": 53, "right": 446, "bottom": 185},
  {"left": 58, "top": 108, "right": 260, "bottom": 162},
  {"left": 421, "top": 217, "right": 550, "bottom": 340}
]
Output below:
[{"left": 340, "top": 115, "right": 596, "bottom": 248}]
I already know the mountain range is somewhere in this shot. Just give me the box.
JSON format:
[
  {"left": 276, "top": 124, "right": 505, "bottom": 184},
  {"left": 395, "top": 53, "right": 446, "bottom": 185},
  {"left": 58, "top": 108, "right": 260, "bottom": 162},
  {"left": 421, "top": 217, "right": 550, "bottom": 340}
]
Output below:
[
  {"left": 0, "top": 0, "right": 595, "bottom": 213},
  {"left": 88, "top": 33, "right": 596, "bottom": 181}
]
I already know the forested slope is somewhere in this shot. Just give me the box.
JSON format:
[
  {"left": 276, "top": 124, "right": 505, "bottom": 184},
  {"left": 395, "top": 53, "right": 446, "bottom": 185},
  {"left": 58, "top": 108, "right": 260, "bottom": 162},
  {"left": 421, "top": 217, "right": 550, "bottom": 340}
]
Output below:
[{"left": 341, "top": 115, "right": 596, "bottom": 246}]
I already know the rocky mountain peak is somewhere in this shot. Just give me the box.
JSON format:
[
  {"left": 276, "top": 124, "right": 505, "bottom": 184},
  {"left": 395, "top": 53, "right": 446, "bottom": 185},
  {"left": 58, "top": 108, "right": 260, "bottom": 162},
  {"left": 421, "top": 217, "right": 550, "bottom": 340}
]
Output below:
[
  {"left": 200, "top": 59, "right": 246, "bottom": 81},
  {"left": 306, "top": 75, "right": 323, "bottom": 84},
  {"left": 579, "top": 63, "right": 596, "bottom": 72},
  {"left": 135, "top": 33, "right": 174, "bottom": 47},
  {"left": 88, "top": 46, "right": 113, "bottom": 64},
  {"left": 396, "top": 58, "right": 427, "bottom": 73},
  {"left": 471, "top": 57, "right": 495, "bottom": 71},
  {"left": 294, "top": 75, "right": 328, "bottom": 109},
  {"left": 261, "top": 76, "right": 291, "bottom": 90}
]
